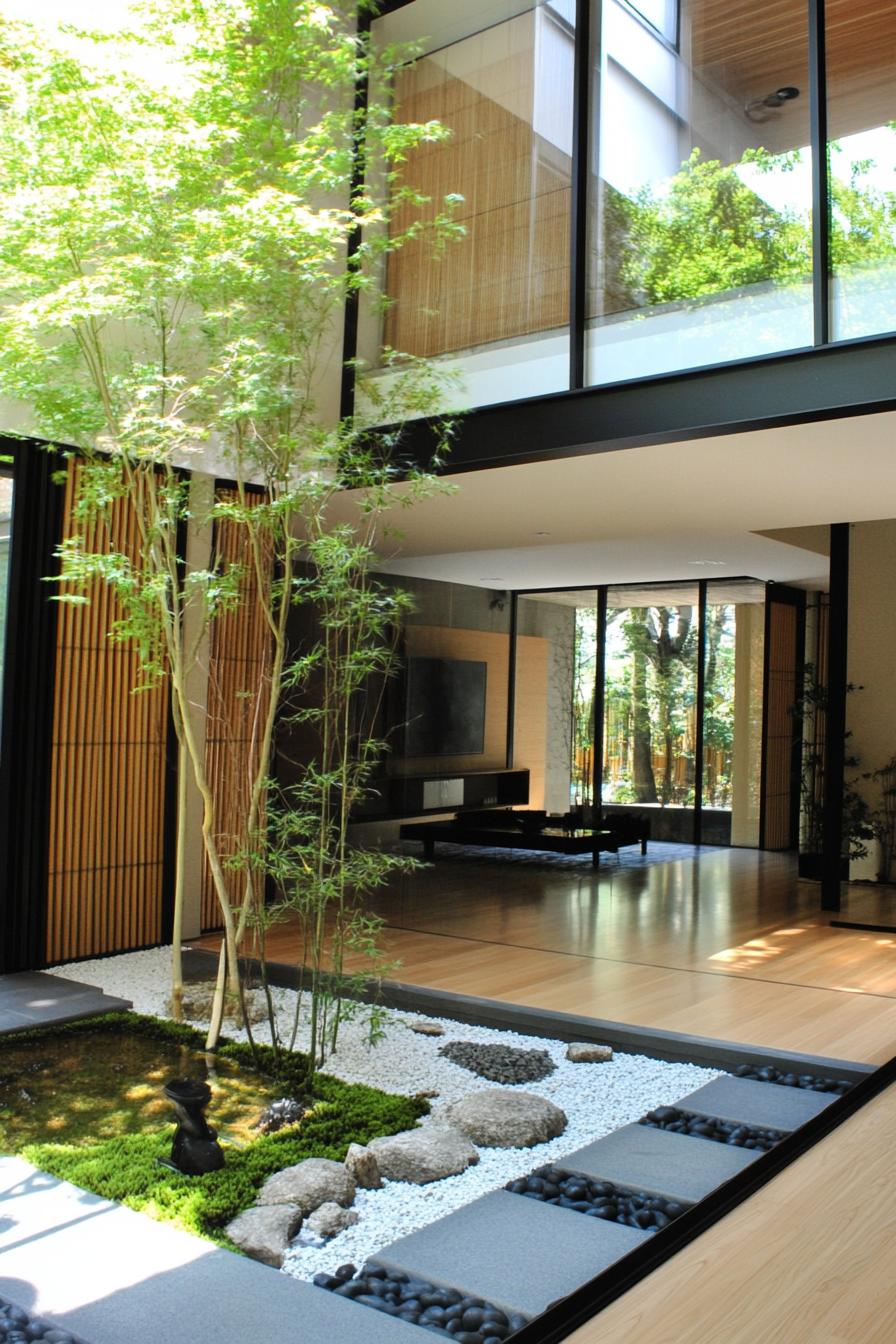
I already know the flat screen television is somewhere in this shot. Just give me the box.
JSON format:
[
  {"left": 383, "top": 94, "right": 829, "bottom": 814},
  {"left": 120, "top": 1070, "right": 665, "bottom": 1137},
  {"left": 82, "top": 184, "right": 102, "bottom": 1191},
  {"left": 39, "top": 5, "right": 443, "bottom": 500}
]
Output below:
[{"left": 404, "top": 656, "right": 487, "bottom": 757}]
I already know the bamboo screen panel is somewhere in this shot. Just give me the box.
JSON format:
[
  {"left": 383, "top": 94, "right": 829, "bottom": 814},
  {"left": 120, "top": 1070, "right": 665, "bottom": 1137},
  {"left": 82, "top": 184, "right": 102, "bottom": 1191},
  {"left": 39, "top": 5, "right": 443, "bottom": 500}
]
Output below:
[
  {"left": 385, "top": 10, "right": 571, "bottom": 358},
  {"left": 763, "top": 600, "right": 799, "bottom": 850},
  {"left": 46, "top": 461, "right": 169, "bottom": 963},
  {"left": 199, "top": 495, "right": 273, "bottom": 933}
]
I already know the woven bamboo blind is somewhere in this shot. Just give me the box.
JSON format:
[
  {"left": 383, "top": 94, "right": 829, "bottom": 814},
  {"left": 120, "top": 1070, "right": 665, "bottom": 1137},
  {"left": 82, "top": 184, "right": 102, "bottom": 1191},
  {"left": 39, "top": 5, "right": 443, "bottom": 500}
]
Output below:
[
  {"left": 199, "top": 493, "right": 273, "bottom": 933},
  {"left": 385, "top": 17, "right": 571, "bottom": 358},
  {"left": 46, "top": 461, "right": 169, "bottom": 962}
]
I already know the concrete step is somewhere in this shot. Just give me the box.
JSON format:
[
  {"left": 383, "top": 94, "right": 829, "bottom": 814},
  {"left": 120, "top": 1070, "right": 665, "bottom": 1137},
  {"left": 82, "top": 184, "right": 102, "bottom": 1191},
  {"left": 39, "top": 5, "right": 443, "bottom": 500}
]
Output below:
[
  {"left": 560, "top": 1121, "right": 761, "bottom": 1205},
  {"left": 370, "top": 1188, "right": 648, "bottom": 1320},
  {"left": 0, "top": 973, "right": 131, "bottom": 1035},
  {"left": 674, "top": 1075, "right": 837, "bottom": 1132}
]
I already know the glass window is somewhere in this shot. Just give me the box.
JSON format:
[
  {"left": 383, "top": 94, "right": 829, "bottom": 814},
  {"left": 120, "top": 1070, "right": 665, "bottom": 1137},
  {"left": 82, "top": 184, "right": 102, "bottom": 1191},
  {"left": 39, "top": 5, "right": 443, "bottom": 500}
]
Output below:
[
  {"left": 704, "top": 580, "right": 765, "bottom": 847},
  {"left": 361, "top": 0, "right": 574, "bottom": 415},
  {"left": 604, "top": 584, "right": 699, "bottom": 843},
  {"left": 827, "top": 4, "right": 896, "bottom": 341},
  {"left": 586, "top": 0, "right": 813, "bottom": 385}
]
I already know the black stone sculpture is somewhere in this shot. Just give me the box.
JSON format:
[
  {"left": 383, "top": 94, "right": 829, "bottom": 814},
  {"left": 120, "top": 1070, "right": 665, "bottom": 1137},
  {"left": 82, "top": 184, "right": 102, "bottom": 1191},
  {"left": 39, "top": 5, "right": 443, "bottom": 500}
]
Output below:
[{"left": 163, "top": 1076, "right": 225, "bottom": 1175}]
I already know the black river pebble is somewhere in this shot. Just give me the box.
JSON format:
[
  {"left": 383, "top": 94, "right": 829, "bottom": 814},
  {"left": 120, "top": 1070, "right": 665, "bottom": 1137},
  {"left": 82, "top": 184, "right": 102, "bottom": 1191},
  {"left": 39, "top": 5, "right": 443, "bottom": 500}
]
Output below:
[
  {"left": 639, "top": 1106, "right": 786, "bottom": 1152},
  {"left": 314, "top": 1264, "right": 528, "bottom": 1339},
  {"left": 504, "top": 1164, "right": 688, "bottom": 1230},
  {"left": 730, "top": 1063, "right": 850, "bottom": 1094},
  {"left": 0, "top": 1298, "right": 79, "bottom": 1344}
]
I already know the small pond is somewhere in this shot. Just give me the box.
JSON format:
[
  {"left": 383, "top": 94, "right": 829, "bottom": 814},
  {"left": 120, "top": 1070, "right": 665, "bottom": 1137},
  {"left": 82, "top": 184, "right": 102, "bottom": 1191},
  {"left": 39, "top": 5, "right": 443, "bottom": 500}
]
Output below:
[{"left": 0, "top": 1023, "right": 284, "bottom": 1150}]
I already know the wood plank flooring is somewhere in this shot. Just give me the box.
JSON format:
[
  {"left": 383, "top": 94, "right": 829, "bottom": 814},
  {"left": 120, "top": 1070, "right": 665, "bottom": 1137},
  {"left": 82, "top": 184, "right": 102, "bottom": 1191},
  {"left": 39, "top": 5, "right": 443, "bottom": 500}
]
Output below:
[{"left": 189, "top": 845, "right": 896, "bottom": 1342}]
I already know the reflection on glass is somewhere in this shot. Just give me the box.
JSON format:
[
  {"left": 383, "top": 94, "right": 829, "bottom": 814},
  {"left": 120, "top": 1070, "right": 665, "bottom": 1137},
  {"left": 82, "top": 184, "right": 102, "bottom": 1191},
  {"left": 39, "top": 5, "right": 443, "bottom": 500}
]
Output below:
[
  {"left": 827, "top": 7, "right": 896, "bottom": 340},
  {"left": 707, "top": 580, "right": 765, "bottom": 847},
  {"left": 0, "top": 474, "right": 13, "bottom": 736},
  {"left": 364, "top": 0, "right": 574, "bottom": 413},
  {"left": 587, "top": 0, "right": 813, "bottom": 384},
  {"left": 603, "top": 586, "right": 698, "bottom": 842},
  {"left": 702, "top": 601, "right": 735, "bottom": 811}
]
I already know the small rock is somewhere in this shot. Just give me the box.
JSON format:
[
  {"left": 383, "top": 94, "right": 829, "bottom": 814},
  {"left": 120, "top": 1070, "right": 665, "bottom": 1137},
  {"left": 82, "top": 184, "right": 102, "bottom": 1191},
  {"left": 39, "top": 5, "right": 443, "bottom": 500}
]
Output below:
[
  {"left": 368, "top": 1126, "right": 479, "bottom": 1183},
  {"left": 225, "top": 1203, "right": 303, "bottom": 1267},
  {"left": 439, "top": 1090, "right": 567, "bottom": 1148},
  {"left": 344, "top": 1143, "right": 383, "bottom": 1190},
  {"left": 566, "top": 1042, "right": 613, "bottom": 1063},
  {"left": 408, "top": 1020, "right": 445, "bottom": 1036},
  {"left": 258, "top": 1158, "right": 356, "bottom": 1213},
  {"left": 305, "top": 1201, "right": 361, "bottom": 1239},
  {"left": 251, "top": 1096, "right": 307, "bottom": 1134},
  {"left": 416, "top": 1088, "right": 441, "bottom": 1099}
]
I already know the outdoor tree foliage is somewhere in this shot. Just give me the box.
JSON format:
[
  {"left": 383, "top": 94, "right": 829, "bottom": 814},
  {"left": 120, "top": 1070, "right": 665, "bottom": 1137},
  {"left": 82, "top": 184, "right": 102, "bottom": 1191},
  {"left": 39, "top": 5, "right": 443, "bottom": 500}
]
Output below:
[{"left": 0, "top": 0, "right": 458, "bottom": 1071}]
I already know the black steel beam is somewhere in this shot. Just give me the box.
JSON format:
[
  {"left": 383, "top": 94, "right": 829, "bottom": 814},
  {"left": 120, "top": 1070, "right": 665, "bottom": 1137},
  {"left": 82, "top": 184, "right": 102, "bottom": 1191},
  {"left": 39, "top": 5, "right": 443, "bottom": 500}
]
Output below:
[
  {"left": 808, "top": 0, "right": 830, "bottom": 346},
  {"left": 821, "top": 523, "right": 849, "bottom": 911},
  {"left": 392, "top": 335, "right": 896, "bottom": 475},
  {"left": 568, "top": 0, "right": 591, "bottom": 389},
  {"left": 0, "top": 441, "right": 64, "bottom": 972}
]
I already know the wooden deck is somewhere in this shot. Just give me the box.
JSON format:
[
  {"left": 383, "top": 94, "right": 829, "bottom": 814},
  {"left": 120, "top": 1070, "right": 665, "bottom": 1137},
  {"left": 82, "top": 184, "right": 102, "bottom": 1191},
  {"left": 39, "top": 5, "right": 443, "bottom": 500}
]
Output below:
[{"left": 190, "top": 845, "right": 896, "bottom": 1343}]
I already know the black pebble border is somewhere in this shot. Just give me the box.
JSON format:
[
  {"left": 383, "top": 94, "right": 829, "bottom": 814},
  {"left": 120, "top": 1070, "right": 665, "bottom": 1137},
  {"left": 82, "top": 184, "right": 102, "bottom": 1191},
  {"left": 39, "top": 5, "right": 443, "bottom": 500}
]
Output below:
[
  {"left": 437, "top": 1041, "right": 556, "bottom": 1085},
  {"left": 639, "top": 1106, "right": 786, "bottom": 1152},
  {"left": 313, "top": 1262, "right": 528, "bottom": 1341},
  {"left": 0, "top": 1297, "right": 82, "bottom": 1344},
  {"left": 505, "top": 1164, "right": 687, "bottom": 1232},
  {"left": 730, "top": 1063, "right": 851, "bottom": 1094}
]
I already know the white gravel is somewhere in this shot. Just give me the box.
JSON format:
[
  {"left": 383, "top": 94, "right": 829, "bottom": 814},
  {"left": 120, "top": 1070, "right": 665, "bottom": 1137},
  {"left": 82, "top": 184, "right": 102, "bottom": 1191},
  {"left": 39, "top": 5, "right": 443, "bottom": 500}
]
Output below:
[{"left": 50, "top": 947, "right": 723, "bottom": 1282}]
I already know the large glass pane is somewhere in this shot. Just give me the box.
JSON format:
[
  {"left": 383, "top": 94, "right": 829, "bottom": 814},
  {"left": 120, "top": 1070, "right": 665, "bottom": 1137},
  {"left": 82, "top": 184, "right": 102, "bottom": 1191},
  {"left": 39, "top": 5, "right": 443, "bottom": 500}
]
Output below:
[
  {"left": 586, "top": 0, "right": 813, "bottom": 385},
  {"left": 362, "top": 0, "right": 574, "bottom": 414},
  {"left": 515, "top": 592, "right": 586, "bottom": 814},
  {"left": 827, "top": 4, "right": 896, "bottom": 341},
  {"left": 704, "top": 580, "right": 765, "bottom": 847},
  {"left": 604, "top": 584, "right": 699, "bottom": 842}
]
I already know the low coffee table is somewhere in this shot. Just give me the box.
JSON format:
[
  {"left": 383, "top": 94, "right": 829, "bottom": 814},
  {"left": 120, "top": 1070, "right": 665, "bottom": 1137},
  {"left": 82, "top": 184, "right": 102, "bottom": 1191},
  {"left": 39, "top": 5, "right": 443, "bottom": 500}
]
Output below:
[{"left": 400, "top": 821, "right": 616, "bottom": 867}]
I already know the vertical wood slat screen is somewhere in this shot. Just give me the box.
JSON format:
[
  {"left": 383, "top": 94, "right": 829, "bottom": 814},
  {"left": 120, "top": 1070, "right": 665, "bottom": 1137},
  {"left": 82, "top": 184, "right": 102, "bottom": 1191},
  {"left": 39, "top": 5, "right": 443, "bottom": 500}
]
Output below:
[
  {"left": 46, "top": 461, "right": 169, "bottom": 962},
  {"left": 763, "top": 600, "right": 799, "bottom": 849},
  {"left": 385, "top": 12, "right": 571, "bottom": 359},
  {"left": 200, "top": 493, "right": 273, "bottom": 933}
]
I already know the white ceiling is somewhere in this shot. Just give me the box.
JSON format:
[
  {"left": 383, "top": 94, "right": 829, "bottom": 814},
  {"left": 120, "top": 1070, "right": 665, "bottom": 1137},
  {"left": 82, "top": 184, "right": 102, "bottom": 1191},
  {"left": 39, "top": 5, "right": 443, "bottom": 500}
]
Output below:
[{"left": 348, "top": 408, "right": 896, "bottom": 591}]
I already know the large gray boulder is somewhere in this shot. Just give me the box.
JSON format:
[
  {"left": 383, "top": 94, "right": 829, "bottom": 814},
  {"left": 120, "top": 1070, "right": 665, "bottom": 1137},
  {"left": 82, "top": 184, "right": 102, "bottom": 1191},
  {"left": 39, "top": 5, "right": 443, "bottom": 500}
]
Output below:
[
  {"left": 439, "top": 1089, "right": 567, "bottom": 1148},
  {"left": 225, "top": 1204, "right": 302, "bottom": 1267},
  {"left": 258, "top": 1157, "right": 356, "bottom": 1213},
  {"left": 367, "top": 1126, "right": 479, "bottom": 1183}
]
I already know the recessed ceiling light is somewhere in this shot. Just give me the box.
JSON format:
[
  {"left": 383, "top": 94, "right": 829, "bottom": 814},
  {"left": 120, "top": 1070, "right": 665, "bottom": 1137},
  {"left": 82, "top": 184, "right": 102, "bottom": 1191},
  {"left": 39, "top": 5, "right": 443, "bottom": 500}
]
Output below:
[
  {"left": 689, "top": 559, "right": 726, "bottom": 567},
  {"left": 480, "top": 575, "right": 504, "bottom": 581}
]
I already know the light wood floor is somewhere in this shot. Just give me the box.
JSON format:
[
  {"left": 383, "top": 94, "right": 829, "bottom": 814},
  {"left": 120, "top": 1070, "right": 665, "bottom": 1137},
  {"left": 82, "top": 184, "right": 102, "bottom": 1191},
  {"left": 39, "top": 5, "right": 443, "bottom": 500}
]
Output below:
[{"left": 190, "top": 846, "right": 896, "bottom": 1343}]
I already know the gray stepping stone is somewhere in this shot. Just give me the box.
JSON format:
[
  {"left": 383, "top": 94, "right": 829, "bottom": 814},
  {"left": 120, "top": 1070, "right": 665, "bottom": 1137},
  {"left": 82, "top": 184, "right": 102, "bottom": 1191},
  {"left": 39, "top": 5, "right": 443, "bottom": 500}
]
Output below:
[
  {"left": 675, "top": 1076, "right": 836, "bottom": 1132},
  {"left": 370, "top": 1188, "right": 648, "bottom": 1319},
  {"left": 560, "top": 1122, "right": 761, "bottom": 1205}
]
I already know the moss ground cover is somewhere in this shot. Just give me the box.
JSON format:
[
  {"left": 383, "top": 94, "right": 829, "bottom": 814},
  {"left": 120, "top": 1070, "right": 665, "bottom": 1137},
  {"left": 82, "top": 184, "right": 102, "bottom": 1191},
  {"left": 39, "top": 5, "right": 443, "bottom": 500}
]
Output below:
[{"left": 0, "top": 1013, "right": 427, "bottom": 1248}]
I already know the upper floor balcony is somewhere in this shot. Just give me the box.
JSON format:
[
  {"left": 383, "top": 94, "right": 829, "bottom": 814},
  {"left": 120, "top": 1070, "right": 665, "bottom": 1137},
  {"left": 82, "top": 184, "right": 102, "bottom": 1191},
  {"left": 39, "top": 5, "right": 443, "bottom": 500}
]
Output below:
[{"left": 349, "top": 0, "right": 896, "bottom": 471}]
